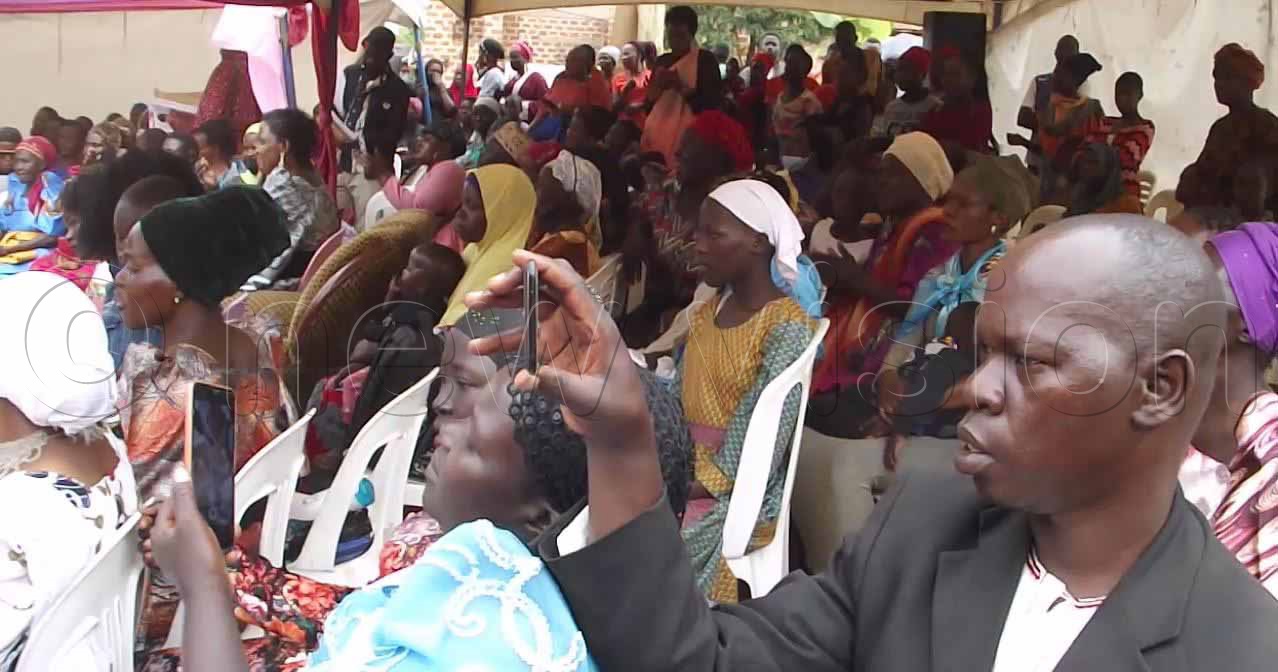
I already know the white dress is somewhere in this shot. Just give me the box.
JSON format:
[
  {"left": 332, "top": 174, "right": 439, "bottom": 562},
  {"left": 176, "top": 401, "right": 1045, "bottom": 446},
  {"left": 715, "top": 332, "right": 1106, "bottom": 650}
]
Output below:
[{"left": 0, "top": 438, "right": 134, "bottom": 671}]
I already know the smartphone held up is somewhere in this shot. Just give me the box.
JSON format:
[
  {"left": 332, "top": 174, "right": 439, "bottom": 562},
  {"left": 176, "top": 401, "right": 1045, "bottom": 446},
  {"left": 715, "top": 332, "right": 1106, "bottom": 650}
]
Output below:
[{"left": 183, "top": 381, "right": 236, "bottom": 550}]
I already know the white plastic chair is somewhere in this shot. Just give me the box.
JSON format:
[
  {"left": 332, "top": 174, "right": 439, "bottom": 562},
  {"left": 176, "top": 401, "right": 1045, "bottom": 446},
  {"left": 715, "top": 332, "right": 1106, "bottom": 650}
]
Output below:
[
  {"left": 1145, "top": 189, "right": 1184, "bottom": 223},
  {"left": 1011, "top": 204, "right": 1067, "bottom": 240},
  {"left": 721, "top": 319, "right": 830, "bottom": 598},
  {"left": 586, "top": 253, "right": 646, "bottom": 320},
  {"left": 18, "top": 514, "right": 144, "bottom": 672},
  {"left": 289, "top": 369, "right": 437, "bottom": 587},
  {"left": 165, "top": 409, "right": 317, "bottom": 648}
]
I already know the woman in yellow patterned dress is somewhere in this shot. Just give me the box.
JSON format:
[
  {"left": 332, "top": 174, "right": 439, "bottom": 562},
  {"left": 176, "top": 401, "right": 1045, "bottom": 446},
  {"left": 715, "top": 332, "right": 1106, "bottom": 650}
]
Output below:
[{"left": 677, "top": 176, "right": 820, "bottom": 603}]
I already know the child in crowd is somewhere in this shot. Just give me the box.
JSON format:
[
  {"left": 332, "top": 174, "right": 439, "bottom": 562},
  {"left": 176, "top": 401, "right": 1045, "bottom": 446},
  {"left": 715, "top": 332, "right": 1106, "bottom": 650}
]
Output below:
[
  {"left": 872, "top": 46, "right": 941, "bottom": 140},
  {"left": 304, "top": 243, "right": 466, "bottom": 476},
  {"left": 1096, "top": 71, "right": 1156, "bottom": 213},
  {"left": 771, "top": 46, "right": 824, "bottom": 171}
]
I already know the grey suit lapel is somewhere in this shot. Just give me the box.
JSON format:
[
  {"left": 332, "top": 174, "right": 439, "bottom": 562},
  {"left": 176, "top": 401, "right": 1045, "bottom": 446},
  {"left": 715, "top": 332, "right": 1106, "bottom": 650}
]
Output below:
[{"left": 931, "top": 507, "right": 1027, "bottom": 672}]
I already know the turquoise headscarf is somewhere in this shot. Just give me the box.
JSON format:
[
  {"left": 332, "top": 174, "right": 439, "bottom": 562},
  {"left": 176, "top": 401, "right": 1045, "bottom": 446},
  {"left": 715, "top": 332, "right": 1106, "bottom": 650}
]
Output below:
[{"left": 306, "top": 520, "right": 597, "bottom": 671}]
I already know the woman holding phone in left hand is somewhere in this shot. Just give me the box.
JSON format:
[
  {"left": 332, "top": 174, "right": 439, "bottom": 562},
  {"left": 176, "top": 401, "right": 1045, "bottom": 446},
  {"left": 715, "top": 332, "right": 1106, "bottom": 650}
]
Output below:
[{"left": 113, "top": 186, "right": 293, "bottom": 650}]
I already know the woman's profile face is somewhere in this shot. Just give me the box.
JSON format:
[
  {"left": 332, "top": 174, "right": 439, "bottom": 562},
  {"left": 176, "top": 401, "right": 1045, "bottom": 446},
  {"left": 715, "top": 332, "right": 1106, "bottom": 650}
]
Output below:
[
  {"left": 452, "top": 179, "right": 488, "bottom": 244},
  {"left": 12, "top": 151, "right": 41, "bottom": 185},
  {"left": 114, "top": 224, "right": 181, "bottom": 331},
  {"left": 255, "top": 124, "right": 285, "bottom": 176},
  {"left": 425, "top": 328, "right": 536, "bottom": 533}
]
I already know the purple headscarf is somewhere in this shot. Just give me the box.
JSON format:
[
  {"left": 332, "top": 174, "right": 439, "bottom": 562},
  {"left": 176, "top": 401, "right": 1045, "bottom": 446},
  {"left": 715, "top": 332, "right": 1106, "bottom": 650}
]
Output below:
[{"left": 1210, "top": 222, "right": 1278, "bottom": 354}]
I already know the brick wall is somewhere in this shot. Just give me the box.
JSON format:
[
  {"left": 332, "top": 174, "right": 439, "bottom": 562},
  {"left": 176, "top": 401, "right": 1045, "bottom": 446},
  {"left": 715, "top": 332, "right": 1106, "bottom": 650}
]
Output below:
[{"left": 411, "top": 1, "right": 613, "bottom": 69}]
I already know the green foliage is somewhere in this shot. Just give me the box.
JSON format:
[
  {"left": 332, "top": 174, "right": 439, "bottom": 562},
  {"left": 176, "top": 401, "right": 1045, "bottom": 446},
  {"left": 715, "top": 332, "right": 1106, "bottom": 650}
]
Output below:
[{"left": 695, "top": 7, "right": 831, "bottom": 58}]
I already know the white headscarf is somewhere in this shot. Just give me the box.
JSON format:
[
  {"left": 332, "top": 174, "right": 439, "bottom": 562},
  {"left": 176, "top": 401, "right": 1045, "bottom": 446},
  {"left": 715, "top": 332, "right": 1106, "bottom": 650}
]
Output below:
[
  {"left": 707, "top": 178, "right": 805, "bottom": 289},
  {"left": 547, "top": 151, "right": 601, "bottom": 219},
  {"left": 0, "top": 272, "right": 117, "bottom": 437},
  {"left": 546, "top": 150, "right": 603, "bottom": 247}
]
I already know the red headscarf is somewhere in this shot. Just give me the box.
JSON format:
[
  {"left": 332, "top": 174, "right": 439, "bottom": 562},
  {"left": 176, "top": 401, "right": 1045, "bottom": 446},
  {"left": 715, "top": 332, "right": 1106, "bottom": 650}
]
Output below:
[
  {"left": 900, "top": 46, "right": 932, "bottom": 75},
  {"left": 449, "top": 64, "right": 479, "bottom": 106},
  {"left": 15, "top": 136, "right": 57, "bottom": 214},
  {"left": 751, "top": 52, "right": 776, "bottom": 75},
  {"left": 690, "top": 110, "right": 753, "bottom": 172},
  {"left": 513, "top": 40, "right": 534, "bottom": 62}
]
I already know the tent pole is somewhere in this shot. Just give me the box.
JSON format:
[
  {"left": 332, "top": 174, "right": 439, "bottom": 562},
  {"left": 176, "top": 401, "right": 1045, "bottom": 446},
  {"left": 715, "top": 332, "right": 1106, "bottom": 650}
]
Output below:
[
  {"left": 460, "top": 0, "right": 472, "bottom": 79},
  {"left": 414, "top": 23, "right": 431, "bottom": 125},
  {"left": 279, "top": 12, "right": 298, "bottom": 109}
]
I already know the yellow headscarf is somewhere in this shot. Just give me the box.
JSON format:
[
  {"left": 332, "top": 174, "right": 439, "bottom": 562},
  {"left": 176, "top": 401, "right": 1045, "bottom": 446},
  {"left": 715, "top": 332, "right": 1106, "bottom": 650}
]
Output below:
[{"left": 440, "top": 164, "right": 536, "bottom": 326}]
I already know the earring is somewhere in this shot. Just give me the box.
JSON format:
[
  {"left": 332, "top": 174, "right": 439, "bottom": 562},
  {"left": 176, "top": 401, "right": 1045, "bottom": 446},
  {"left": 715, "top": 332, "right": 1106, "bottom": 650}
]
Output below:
[
  {"left": 991, "top": 223, "right": 999, "bottom": 235},
  {"left": 172, "top": 295, "right": 182, "bottom": 305}
]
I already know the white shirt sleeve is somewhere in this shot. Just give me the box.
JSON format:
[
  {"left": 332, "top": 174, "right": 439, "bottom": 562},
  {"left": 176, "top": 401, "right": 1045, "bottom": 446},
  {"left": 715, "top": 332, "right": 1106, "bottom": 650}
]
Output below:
[{"left": 1020, "top": 78, "right": 1037, "bottom": 110}]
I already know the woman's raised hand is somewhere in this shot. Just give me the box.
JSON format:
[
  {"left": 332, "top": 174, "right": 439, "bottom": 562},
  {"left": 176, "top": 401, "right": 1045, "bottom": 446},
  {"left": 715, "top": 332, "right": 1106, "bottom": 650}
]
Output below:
[{"left": 465, "top": 250, "right": 651, "bottom": 446}]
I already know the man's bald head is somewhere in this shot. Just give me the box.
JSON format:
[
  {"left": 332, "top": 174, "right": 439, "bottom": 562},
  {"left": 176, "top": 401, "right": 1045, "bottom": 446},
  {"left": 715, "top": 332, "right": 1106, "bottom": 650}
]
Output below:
[
  {"left": 1012, "top": 214, "right": 1226, "bottom": 372},
  {"left": 961, "top": 215, "right": 1225, "bottom": 514}
]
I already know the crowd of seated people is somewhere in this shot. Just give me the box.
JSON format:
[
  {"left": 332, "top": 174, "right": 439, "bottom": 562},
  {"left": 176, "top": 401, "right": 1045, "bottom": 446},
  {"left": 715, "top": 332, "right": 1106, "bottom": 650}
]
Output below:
[{"left": 7, "top": 6, "right": 1278, "bottom": 671}]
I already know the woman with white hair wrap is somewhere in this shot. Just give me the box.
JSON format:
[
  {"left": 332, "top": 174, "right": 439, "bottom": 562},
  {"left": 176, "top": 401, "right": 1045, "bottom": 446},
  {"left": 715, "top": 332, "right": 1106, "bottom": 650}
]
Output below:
[
  {"left": 0, "top": 271, "right": 134, "bottom": 671},
  {"left": 675, "top": 176, "right": 818, "bottom": 603}
]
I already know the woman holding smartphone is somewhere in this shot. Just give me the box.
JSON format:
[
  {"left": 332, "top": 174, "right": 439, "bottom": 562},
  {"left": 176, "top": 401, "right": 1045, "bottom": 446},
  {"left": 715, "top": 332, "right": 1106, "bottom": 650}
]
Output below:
[
  {"left": 113, "top": 185, "right": 292, "bottom": 650},
  {"left": 0, "top": 271, "right": 129, "bottom": 672},
  {"left": 140, "top": 305, "right": 693, "bottom": 671}
]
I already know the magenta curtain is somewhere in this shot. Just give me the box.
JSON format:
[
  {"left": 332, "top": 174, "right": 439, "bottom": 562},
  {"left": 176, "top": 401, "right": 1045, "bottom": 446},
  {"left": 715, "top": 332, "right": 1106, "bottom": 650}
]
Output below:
[{"left": 0, "top": 0, "right": 308, "bottom": 12}]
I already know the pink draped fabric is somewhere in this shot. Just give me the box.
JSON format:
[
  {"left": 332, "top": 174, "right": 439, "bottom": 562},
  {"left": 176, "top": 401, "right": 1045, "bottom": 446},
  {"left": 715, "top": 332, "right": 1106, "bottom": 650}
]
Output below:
[
  {"left": 0, "top": 0, "right": 307, "bottom": 11},
  {"left": 1211, "top": 391, "right": 1278, "bottom": 596}
]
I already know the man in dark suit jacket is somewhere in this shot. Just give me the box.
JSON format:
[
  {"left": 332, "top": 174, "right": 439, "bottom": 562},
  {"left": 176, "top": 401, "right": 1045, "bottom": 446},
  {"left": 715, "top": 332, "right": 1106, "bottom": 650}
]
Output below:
[
  {"left": 338, "top": 26, "right": 411, "bottom": 169},
  {"left": 524, "top": 215, "right": 1278, "bottom": 671}
]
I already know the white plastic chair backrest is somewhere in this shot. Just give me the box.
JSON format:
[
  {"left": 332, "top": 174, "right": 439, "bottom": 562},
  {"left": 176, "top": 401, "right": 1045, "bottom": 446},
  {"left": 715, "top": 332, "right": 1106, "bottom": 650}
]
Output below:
[
  {"left": 1145, "top": 189, "right": 1184, "bottom": 223},
  {"left": 18, "top": 514, "right": 144, "bottom": 672},
  {"left": 722, "top": 319, "right": 830, "bottom": 559},
  {"left": 235, "top": 409, "right": 315, "bottom": 567},
  {"left": 586, "top": 253, "right": 622, "bottom": 302},
  {"left": 1138, "top": 170, "right": 1157, "bottom": 206},
  {"left": 289, "top": 369, "right": 437, "bottom": 574},
  {"left": 640, "top": 283, "right": 718, "bottom": 356},
  {"left": 1017, "top": 205, "right": 1067, "bottom": 240}
]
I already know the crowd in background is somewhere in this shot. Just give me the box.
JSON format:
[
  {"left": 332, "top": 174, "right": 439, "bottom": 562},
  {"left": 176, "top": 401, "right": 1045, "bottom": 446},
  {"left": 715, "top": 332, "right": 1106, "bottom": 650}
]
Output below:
[{"left": 3, "top": 4, "right": 1278, "bottom": 670}]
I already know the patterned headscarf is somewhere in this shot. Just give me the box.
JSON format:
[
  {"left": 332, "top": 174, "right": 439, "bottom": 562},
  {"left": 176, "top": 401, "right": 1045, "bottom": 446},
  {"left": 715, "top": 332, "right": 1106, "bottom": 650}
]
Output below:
[
  {"left": 14, "top": 136, "right": 58, "bottom": 214},
  {"left": 492, "top": 122, "right": 532, "bottom": 168},
  {"left": 546, "top": 150, "right": 602, "bottom": 233},
  {"left": 15, "top": 136, "right": 57, "bottom": 168},
  {"left": 1216, "top": 43, "right": 1265, "bottom": 91}
]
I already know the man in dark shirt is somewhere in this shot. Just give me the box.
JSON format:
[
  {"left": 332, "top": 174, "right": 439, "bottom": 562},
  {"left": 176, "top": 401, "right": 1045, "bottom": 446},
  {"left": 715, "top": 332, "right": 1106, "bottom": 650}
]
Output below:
[{"left": 338, "top": 26, "right": 412, "bottom": 170}]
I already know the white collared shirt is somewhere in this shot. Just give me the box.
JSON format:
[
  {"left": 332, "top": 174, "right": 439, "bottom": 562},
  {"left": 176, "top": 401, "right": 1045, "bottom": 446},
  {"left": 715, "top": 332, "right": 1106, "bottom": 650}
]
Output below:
[{"left": 991, "top": 547, "right": 1106, "bottom": 672}]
